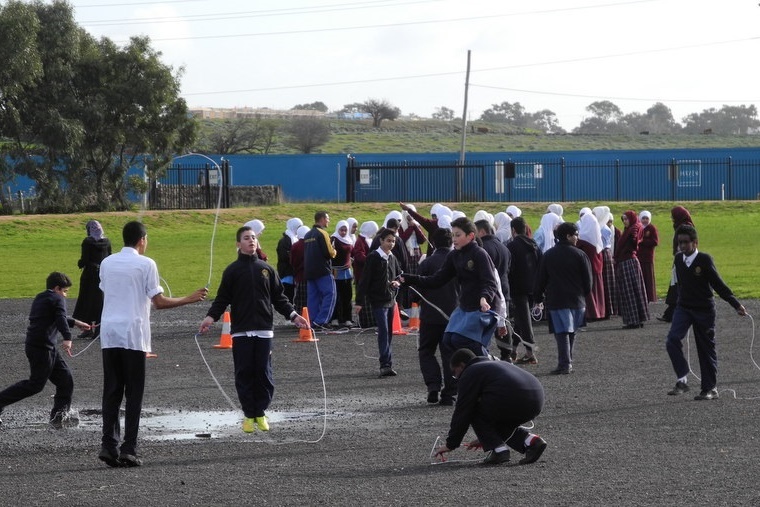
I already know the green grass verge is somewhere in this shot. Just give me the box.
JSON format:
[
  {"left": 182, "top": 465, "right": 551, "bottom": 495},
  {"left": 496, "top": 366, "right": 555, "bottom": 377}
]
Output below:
[{"left": 1, "top": 201, "right": 758, "bottom": 299}]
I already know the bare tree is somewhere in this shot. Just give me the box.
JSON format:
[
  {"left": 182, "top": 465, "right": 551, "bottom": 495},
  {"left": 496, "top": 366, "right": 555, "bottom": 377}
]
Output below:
[
  {"left": 199, "top": 116, "right": 276, "bottom": 154},
  {"left": 284, "top": 117, "right": 331, "bottom": 154}
]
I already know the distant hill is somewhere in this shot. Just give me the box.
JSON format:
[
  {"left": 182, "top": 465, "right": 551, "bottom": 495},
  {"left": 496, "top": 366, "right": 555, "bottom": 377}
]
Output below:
[{"left": 196, "top": 117, "right": 760, "bottom": 155}]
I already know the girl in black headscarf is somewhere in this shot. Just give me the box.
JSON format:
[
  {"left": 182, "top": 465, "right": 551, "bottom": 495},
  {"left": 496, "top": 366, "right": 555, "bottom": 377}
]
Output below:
[{"left": 72, "top": 220, "right": 112, "bottom": 338}]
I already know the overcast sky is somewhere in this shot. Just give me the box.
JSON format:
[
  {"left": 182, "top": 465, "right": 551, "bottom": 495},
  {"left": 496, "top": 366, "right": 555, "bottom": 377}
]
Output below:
[{"left": 72, "top": 0, "right": 760, "bottom": 130}]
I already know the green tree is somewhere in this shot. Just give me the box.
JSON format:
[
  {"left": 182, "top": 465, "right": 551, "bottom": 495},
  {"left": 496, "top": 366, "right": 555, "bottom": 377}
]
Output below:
[
  {"left": 291, "top": 101, "right": 328, "bottom": 113},
  {"left": 361, "top": 98, "right": 400, "bottom": 128},
  {"left": 480, "top": 101, "right": 526, "bottom": 124},
  {"left": 1, "top": 0, "right": 84, "bottom": 212},
  {"left": 72, "top": 35, "right": 196, "bottom": 209},
  {"left": 432, "top": 106, "right": 455, "bottom": 121},
  {"left": 283, "top": 117, "right": 330, "bottom": 153}
]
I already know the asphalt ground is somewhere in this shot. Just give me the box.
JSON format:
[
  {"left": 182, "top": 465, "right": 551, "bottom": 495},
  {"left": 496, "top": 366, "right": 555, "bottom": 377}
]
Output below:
[{"left": 1, "top": 298, "right": 759, "bottom": 506}]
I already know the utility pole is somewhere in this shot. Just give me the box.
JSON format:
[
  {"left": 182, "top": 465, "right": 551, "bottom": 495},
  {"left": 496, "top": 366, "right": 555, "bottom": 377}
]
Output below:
[{"left": 459, "top": 50, "right": 471, "bottom": 165}]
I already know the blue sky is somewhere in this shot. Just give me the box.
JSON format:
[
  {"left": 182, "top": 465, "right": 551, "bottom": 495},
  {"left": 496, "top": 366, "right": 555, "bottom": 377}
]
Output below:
[{"left": 72, "top": 0, "right": 760, "bottom": 129}]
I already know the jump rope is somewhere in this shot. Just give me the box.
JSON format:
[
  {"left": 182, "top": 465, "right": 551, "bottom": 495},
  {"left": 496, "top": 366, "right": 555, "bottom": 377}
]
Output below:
[{"left": 69, "top": 153, "right": 329, "bottom": 444}]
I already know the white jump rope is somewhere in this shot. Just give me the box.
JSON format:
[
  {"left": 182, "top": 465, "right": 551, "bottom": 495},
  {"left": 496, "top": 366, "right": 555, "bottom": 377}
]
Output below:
[
  {"left": 685, "top": 312, "right": 757, "bottom": 399},
  {"left": 71, "top": 153, "right": 328, "bottom": 444}
]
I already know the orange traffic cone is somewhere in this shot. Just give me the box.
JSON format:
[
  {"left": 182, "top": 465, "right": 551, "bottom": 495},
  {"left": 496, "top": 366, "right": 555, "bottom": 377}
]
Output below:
[
  {"left": 407, "top": 303, "right": 420, "bottom": 331},
  {"left": 392, "top": 303, "right": 408, "bottom": 335},
  {"left": 213, "top": 311, "right": 233, "bottom": 349},
  {"left": 294, "top": 307, "right": 318, "bottom": 342}
]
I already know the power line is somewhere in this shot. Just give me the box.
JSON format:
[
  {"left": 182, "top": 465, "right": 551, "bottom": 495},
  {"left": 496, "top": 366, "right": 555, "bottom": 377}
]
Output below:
[
  {"left": 181, "top": 35, "right": 760, "bottom": 102},
  {"left": 470, "top": 83, "right": 760, "bottom": 105},
  {"left": 74, "top": 0, "right": 208, "bottom": 8},
  {"left": 110, "top": 0, "right": 662, "bottom": 42},
  {"left": 81, "top": 0, "right": 424, "bottom": 26}
]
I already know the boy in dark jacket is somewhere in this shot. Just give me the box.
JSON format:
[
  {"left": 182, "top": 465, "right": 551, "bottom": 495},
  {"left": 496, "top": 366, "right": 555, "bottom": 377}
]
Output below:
[
  {"left": 665, "top": 225, "right": 746, "bottom": 400},
  {"left": 0, "top": 272, "right": 90, "bottom": 428},
  {"left": 200, "top": 227, "right": 309, "bottom": 433},
  {"left": 355, "top": 228, "right": 402, "bottom": 377}
]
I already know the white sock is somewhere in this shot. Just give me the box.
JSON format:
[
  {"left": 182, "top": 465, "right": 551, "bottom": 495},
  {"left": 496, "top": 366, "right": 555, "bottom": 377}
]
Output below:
[
  {"left": 524, "top": 434, "right": 537, "bottom": 447},
  {"left": 494, "top": 445, "right": 508, "bottom": 453},
  {"left": 678, "top": 376, "right": 688, "bottom": 383}
]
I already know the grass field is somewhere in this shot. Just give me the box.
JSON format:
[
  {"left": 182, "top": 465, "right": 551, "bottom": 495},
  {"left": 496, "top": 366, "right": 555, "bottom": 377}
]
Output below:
[{"left": 1, "top": 201, "right": 758, "bottom": 300}]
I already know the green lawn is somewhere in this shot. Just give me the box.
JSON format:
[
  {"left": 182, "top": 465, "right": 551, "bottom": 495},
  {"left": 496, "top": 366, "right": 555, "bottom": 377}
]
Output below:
[{"left": 1, "top": 201, "right": 757, "bottom": 299}]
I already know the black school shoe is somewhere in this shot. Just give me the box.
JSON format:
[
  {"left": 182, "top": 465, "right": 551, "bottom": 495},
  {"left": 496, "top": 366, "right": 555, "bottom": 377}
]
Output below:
[
  {"left": 667, "top": 381, "right": 690, "bottom": 395},
  {"left": 98, "top": 448, "right": 122, "bottom": 468},
  {"left": 427, "top": 391, "right": 439, "bottom": 404},
  {"left": 520, "top": 437, "right": 547, "bottom": 465},
  {"left": 119, "top": 453, "right": 143, "bottom": 467},
  {"left": 694, "top": 388, "right": 719, "bottom": 401},
  {"left": 482, "top": 449, "right": 510, "bottom": 465}
]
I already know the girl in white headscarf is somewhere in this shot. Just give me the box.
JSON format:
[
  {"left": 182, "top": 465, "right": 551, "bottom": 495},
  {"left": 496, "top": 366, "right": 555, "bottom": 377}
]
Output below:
[
  {"left": 330, "top": 220, "right": 355, "bottom": 327},
  {"left": 547, "top": 203, "right": 564, "bottom": 218},
  {"left": 592, "top": 206, "right": 615, "bottom": 317},
  {"left": 276, "top": 217, "right": 303, "bottom": 304},
  {"left": 493, "top": 212, "right": 512, "bottom": 244},
  {"left": 243, "top": 219, "right": 268, "bottom": 260},
  {"left": 534, "top": 213, "right": 563, "bottom": 253},
  {"left": 506, "top": 205, "right": 521, "bottom": 219},
  {"left": 400, "top": 205, "right": 427, "bottom": 272},
  {"left": 383, "top": 210, "right": 403, "bottom": 228},
  {"left": 577, "top": 213, "right": 606, "bottom": 320},
  {"left": 346, "top": 217, "right": 359, "bottom": 244}
]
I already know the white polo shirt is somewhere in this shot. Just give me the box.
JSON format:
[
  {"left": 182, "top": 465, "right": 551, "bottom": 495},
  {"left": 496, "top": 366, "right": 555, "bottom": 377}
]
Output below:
[{"left": 99, "top": 247, "right": 164, "bottom": 352}]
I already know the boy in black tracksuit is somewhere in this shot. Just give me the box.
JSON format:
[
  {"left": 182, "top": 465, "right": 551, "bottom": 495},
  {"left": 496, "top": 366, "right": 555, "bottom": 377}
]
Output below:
[
  {"left": 200, "top": 226, "right": 309, "bottom": 433},
  {"left": 665, "top": 225, "right": 746, "bottom": 400},
  {"left": 0, "top": 272, "right": 90, "bottom": 427},
  {"left": 355, "top": 228, "right": 402, "bottom": 377}
]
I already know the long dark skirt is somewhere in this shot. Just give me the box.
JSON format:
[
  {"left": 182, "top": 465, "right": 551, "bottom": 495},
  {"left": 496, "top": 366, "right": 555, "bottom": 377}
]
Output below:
[
  {"left": 639, "top": 260, "right": 657, "bottom": 302},
  {"left": 601, "top": 249, "right": 616, "bottom": 317},
  {"left": 73, "top": 266, "right": 104, "bottom": 325},
  {"left": 614, "top": 258, "right": 650, "bottom": 326}
]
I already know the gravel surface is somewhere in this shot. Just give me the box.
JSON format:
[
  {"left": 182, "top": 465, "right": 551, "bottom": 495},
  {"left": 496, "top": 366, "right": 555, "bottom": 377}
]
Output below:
[{"left": 1, "top": 298, "right": 759, "bottom": 506}]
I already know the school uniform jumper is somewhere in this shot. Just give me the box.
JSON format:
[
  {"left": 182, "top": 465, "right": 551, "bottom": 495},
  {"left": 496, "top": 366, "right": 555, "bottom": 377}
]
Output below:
[
  {"left": 0, "top": 290, "right": 76, "bottom": 420},
  {"left": 665, "top": 251, "right": 742, "bottom": 392},
  {"left": 446, "top": 357, "right": 545, "bottom": 453},
  {"left": 355, "top": 248, "right": 401, "bottom": 369}
]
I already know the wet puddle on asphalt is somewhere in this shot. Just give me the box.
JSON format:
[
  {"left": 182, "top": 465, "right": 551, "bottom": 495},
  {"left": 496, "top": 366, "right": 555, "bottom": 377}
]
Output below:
[{"left": 38, "top": 408, "right": 328, "bottom": 440}]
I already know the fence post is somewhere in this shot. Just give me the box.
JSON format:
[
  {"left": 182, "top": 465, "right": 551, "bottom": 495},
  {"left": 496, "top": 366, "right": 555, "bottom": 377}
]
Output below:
[
  {"left": 204, "top": 164, "right": 211, "bottom": 209},
  {"left": 346, "top": 155, "right": 355, "bottom": 203},
  {"left": 223, "top": 159, "right": 230, "bottom": 208}
]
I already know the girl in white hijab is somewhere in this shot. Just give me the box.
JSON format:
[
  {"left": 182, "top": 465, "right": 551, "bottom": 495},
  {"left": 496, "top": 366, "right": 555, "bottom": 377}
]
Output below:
[
  {"left": 547, "top": 203, "right": 564, "bottom": 218},
  {"left": 331, "top": 220, "right": 355, "bottom": 326},
  {"left": 493, "top": 212, "right": 512, "bottom": 244},
  {"left": 242, "top": 219, "right": 268, "bottom": 260},
  {"left": 383, "top": 210, "right": 403, "bottom": 228},
  {"left": 285, "top": 217, "right": 302, "bottom": 244},
  {"left": 346, "top": 217, "right": 358, "bottom": 244},
  {"left": 473, "top": 210, "right": 494, "bottom": 225},
  {"left": 506, "top": 205, "right": 522, "bottom": 219},
  {"left": 534, "top": 213, "right": 563, "bottom": 253},
  {"left": 437, "top": 215, "right": 453, "bottom": 230}
]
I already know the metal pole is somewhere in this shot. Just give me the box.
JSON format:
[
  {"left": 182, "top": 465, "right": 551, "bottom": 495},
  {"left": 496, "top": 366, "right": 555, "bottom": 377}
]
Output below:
[{"left": 458, "top": 50, "right": 471, "bottom": 165}]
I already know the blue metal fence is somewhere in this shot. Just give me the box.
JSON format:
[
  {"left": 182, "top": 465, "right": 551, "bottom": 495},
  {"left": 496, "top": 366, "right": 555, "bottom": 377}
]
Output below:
[{"left": 347, "top": 155, "right": 760, "bottom": 202}]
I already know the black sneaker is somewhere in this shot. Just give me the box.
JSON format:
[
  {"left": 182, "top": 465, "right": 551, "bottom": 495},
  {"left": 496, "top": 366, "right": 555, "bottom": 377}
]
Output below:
[
  {"left": 98, "top": 448, "right": 122, "bottom": 468},
  {"left": 379, "top": 367, "right": 398, "bottom": 377},
  {"left": 667, "top": 381, "right": 689, "bottom": 395},
  {"left": 119, "top": 453, "right": 143, "bottom": 467},
  {"left": 694, "top": 388, "right": 719, "bottom": 401},
  {"left": 482, "top": 449, "right": 510, "bottom": 465},
  {"left": 427, "top": 391, "right": 439, "bottom": 404},
  {"left": 49, "top": 411, "right": 65, "bottom": 429},
  {"left": 520, "top": 437, "right": 547, "bottom": 465},
  {"left": 438, "top": 396, "right": 454, "bottom": 406}
]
